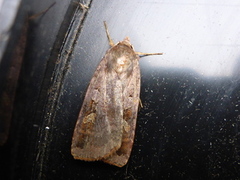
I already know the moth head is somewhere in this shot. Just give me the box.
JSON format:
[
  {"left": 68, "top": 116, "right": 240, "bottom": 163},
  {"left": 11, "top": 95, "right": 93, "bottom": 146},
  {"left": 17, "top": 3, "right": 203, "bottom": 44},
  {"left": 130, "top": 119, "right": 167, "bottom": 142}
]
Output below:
[
  {"left": 122, "top": 37, "right": 134, "bottom": 50},
  {"left": 107, "top": 39, "right": 137, "bottom": 76}
]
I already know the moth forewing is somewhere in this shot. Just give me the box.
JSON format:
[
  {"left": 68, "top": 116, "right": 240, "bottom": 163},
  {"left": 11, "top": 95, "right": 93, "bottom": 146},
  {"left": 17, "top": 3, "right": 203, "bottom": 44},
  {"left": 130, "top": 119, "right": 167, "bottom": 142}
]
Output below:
[
  {"left": 71, "top": 50, "right": 123, "bottom": 160},
  {"left": 102, "top": 49, "right": 141, "bottom": 167}
]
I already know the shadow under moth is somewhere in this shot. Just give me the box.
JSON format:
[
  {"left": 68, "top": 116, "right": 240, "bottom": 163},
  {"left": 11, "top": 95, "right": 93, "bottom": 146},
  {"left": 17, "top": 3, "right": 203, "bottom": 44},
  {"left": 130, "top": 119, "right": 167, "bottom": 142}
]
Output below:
[{"left": 71, "top": 22, "right": 162, "bottom": 167}]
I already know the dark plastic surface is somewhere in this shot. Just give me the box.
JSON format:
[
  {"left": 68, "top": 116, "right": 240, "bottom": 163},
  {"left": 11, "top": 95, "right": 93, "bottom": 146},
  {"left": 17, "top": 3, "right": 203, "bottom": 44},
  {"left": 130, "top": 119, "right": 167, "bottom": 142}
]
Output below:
[{"left": 1, "top": 0, "right": 240, "bottom": 179}]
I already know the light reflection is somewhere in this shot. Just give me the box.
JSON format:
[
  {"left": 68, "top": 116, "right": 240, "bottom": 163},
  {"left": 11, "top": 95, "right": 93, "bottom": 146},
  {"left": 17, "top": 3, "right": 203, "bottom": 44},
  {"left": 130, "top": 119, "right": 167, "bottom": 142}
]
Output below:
[{"left": 131, "top": 0, "right": 240, "bottom": 77}]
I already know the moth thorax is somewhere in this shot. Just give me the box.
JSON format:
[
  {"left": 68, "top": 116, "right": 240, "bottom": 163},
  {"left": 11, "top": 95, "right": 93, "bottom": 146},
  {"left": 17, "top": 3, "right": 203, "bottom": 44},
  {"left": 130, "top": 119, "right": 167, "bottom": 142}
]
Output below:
[{"left": 115, "top": 56, "right": 131, "bottom": 73}]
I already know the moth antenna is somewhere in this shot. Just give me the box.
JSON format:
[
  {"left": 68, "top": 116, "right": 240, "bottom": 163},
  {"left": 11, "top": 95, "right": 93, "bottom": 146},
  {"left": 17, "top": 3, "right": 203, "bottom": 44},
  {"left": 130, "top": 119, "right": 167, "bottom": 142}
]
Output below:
[
  {"left": 104, "top": 21, "right": 115, "bottom": 47},
  {"left": 139, "top": 98, "right": 143, "bottom": 108},
  {"left": 135, "top": 52, "right": 163, "bottom": 56}
]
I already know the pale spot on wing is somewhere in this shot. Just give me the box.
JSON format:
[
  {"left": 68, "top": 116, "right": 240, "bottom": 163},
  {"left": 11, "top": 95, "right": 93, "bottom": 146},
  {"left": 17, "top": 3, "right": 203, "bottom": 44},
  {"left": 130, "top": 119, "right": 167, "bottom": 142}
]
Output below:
[
  {"left": 116, "top": 56, "right": 126, "bottom": 73},
  {"left": 123, "top": 120, "right": 130, "bottom": 132},
  {"left": 83, "top": 113, "right": 96, "bottom": 124}
]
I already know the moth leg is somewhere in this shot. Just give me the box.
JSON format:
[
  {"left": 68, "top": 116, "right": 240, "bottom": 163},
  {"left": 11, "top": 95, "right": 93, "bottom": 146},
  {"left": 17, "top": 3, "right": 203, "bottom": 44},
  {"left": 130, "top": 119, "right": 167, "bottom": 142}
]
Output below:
[
  {"left": 139, "top": 98, "right": 143, "bottom": 108},
  {"left": 135, "top": 52, "right": 163, "bottom": 56},
  {"left": 104, "top": 21, "right": 115, "bottom": 47}
]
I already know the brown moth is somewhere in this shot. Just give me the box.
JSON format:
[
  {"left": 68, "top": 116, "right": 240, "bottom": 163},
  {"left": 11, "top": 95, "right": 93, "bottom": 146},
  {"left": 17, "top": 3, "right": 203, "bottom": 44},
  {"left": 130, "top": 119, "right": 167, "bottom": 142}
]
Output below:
[{"left": 71, "top": 21, "right": 162, "bottom": 167}]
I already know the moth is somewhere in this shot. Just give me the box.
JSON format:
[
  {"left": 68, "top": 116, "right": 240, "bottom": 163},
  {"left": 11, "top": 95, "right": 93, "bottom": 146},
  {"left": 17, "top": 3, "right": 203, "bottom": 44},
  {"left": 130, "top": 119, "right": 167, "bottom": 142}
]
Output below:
[{"left": 71, "top": 22, "right": 162, "bottom": 167}]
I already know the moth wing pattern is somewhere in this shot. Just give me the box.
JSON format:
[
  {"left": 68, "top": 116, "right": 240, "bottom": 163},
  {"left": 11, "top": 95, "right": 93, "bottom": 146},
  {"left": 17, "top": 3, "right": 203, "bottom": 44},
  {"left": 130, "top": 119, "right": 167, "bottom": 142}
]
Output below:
[
  {"left": 71, "top": 51, "right": 124, "bottom": 160},
  {"left": 71, "top": 40, "right": 141, "bottom": 167},
  {"left": 102, "top": 50, "right": 140, "bottom": 167}
]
